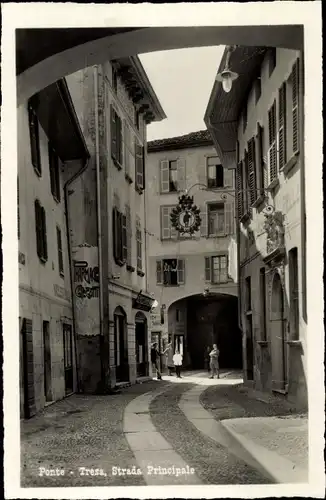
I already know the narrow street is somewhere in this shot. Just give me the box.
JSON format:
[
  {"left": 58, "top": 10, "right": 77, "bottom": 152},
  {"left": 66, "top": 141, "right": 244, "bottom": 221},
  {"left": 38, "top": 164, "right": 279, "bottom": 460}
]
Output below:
[{"left": 21, "top": 372, "right": 308, "bottom": 487}]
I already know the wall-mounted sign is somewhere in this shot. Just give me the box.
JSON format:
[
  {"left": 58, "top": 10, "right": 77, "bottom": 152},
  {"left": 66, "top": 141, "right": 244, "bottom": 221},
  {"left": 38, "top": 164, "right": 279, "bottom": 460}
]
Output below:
[
  {"left": 170, "top": 194, "right": 201, "bottom": 235},
  {"left": 132, "top": 291, "right": 153, "bottom": 312},
  {"left": 53, "top": 284, "right": 69, "bottom": 301}
]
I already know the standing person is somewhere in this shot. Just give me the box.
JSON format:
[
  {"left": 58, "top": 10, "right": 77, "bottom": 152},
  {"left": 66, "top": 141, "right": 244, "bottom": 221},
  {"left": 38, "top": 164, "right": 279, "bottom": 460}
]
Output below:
[
  {"left": 209, "top": 344, "right": 220, "bottom": 379},
  {"left": 173, "top": 349, "right": 183, "bottom": 378},
  {"left": 205, "top": 346, "right": 211, "bottom": 373},
  {"left": 151, "top": 342, "right": 170, "bottom": 380},
  {"left": 165, "top": 341, "right": 174, "bottom": 376}
]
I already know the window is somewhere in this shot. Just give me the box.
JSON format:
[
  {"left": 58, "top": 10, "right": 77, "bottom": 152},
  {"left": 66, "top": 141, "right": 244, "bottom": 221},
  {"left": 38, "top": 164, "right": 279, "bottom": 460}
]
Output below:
[
  {"left": 245, "top": 276, "right": 251, "bottom": 311},
  {"left": 35, "top": 199, "right": 48, "bottom": 262},
  {"left": 56, "top": 226, "right": 64, "bottom": 275},
  {"left": 125, "top": 204, "right": 133, "bottom": 269},
  {"left": 111, "top": 105, "right": 122, "bottom": 167},
  {"left": 260, "top": 268, "right": 267, "bottom": 341},
  {"left": 113, "top": 207, "right": 127, "bottom": 266},
  {"left": 205, "top": 255, "right": 228, "bottom": 284},
  {"left": 255, "top": 75, "right": 262, "bottom": 104},
  {"left": 112, "top": 66, "right": 118, "bottom": 93},
  {"left": 160, "top": 206, "right": 178, "bottom": 240},
  {"left": 278, "top": 82, "right": 287, "bottom": 170},
  {"left": 236, "top": 161, "right": 244, "bottom": 220},
  {"left": 207, "top": 157, "right": 224, "bottom": 188},
  {"left": 28, "top": 101, "right": 41, "bottom": 176},
  {"left": 248, "top": 137, "right": 257, "bottom": 207},
  {"left": 135, "top": 139, "right": 145, "bottom": 192},
  {"left": 256, "top": 123, "right": 267, "bottom": 194},
  {"left": 156, "top": 259, "right": 185, "bottom": 286},
  {"left": 269, "top": 48, "right": 277, "bottom": 76},
  {"left": 289, "top": 247, "right": 299, "bottom": 340},
  {"left": 208, "top": 203, "right": 224, "bottom": 235},
  {"left": 291, "top": 58, "right": 300, "bottom": 155},
  {"left": 268, "top": 100, "right": 277, "bottom": 184},
  {"left": 136, "top": 219, "right": 143, "bottom": 273},
  {"left": 124, "top": 122, "right": 132, "bottom": 182},
  {"left": 160, "top": 159, "right": 186, "bottom": 193},
  {"left": 48, "top": 143, "right": 61, "bottom": 202}
]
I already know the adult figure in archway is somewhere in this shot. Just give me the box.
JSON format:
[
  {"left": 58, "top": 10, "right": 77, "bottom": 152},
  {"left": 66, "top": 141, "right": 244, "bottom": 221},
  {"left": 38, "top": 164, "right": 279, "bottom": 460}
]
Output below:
[{"left": 209, "top": 344, "right": 220, "bottom": 379}]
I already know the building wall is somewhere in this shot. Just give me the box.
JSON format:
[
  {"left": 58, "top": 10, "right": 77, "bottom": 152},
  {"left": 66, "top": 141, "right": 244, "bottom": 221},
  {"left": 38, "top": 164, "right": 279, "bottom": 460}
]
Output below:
[
  {"left": 146, "top": 144, "right": 238, "bottom": 359},
  {"left": 237, "top": 48, "right": 306, "bottom": 406},
  {"left": 18, "top": 104, "right": 77, "bottom": 415}
]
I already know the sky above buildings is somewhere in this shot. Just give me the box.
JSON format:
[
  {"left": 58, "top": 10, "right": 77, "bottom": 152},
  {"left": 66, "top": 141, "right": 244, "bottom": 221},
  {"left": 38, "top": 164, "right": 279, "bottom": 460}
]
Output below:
[{"left": 140, "top": 46, "right": 224, "bottom": 142}]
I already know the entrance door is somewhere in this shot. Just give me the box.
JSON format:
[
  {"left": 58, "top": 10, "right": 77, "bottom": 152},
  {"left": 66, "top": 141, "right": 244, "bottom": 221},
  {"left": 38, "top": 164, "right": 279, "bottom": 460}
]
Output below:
[
  {"left": 43, "top": 321, "right": 52, "bottom": 402},
  {"left": 20, "top": 318, "right": 36, "bottom": 418},
  {"left": 114, "top": 308, "right": 129, "bottom": 383},
  {"left": 246, "top": 314, "right": 254, "bottom": 380},
  {"left": 271, "top": 273, "right": 287, "bottom": 392},
  {"left": 63, "top": 324, "right": 73, "bottom": 395},
  {"left": 135, "top": 313, "right": 148, "bottom": 377}
]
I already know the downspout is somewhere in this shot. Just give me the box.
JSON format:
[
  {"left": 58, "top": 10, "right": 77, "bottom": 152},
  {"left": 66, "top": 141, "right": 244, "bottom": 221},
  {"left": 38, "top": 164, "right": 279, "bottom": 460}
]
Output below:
[
  {"left": 64, "top": 157, "right": 90, "bottom": 393},
  {"left": 236, "top": 199, "right": 242, "bottom": 333},
  {"left": 93, "top": 65, "right": 106, "bottom": 387}
]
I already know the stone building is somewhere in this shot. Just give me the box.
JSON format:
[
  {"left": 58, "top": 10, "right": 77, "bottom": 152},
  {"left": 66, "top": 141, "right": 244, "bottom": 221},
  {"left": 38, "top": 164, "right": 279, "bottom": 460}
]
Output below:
[
  {"left": 65, "top": 57, "right": 165, "bottom": 390},
  {"left": 146, "top": 131, "right": 241, "bottom": 372},
  {"left": 205, "top": 46, "right": 307, "bottom": 407},
  {"left": 18, "top": 79, "right": 89, "bottom": 418}
]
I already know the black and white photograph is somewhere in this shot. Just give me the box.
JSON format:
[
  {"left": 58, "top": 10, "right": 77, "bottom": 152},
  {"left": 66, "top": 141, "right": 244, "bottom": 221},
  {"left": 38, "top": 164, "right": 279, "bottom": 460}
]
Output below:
[{"left": 1, "top": 2, "right": 324, "bottom": 499}]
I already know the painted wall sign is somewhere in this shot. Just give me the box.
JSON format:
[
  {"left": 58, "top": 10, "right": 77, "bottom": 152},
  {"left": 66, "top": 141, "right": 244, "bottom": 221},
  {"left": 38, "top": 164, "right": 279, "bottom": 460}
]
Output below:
[
  {"left": 132, "top": 292, "right": 153, "bottom": 312},
  {"left": 53, "top": 284, "right": 69, "bottom": 301}
]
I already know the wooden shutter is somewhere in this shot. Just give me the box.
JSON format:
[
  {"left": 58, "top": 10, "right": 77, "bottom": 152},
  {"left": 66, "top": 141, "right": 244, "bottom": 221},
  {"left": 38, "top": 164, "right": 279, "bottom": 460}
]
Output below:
[
  {"left": 248, "top": 138, "right": 257, "bottom": 206},
  {"left": 124, "top": 121, "right": 130, "bottom": 177},
  {"left": 161, "top": 206, "right": 171, "bottom": 240},
  {"left": 224, "top": 201, "right": 234, "bottom": 235},
  {"left": 176, "top": 158, "right": 186, "bottom": 192},
  {"left": 205, "top": 257, "right": 211, "bottom": 282},
  {"left": 136, "top": 222, "right": 142, "bottom": 270},
  {"left": 156, "top": 260, "right": 163, "bottom": 284},
  {"left": 113, "top": 207, "right": 118, "bottom": 262},
  {"left": 268, "top": 100, "right": 277, "bottom": 183},
  {"left": 160, "top": 160, "right": 170, "bottom": 193},
  {"left": 256, "top": 123, "right": 267, "bottom": 193},
  {"left": 21, "top": 318, "right": 36, "bottom": 418},
  {"left": 122, "top": 214, "right": 127, "bottom": 262},
  {"left": 110, "top": 105, "right": 117, "bottom": 160},
  {"left": 125, "top": 205, "right": 132, "bottom": 266},
  {"left": 170, "top": 206, "right": 178, "bottom": 239},
  {"left": 177, "top": 259, "right": 185, "bottom": 284},
  {"left": 41, "top": 206, "right": 48, "bottom": 261},
  {"left": 117, "top": 115, "right": 123, "bottom": 165},
  {"left": 224, "top": 167, "right": 233, "bottom": 188},
  {"left": 278, "top": 82, "right": 287, "bottom": 169},
  {"left": 56, "top": 226, "right": 64, "bottom": 274},
  {"left": 236, "top": 162, "right": 243, "bottom": 220},
  {"left": 17, "top": 177, "right": 20, "bottom": 240},
  {"left": 28, "top": 103, "right": 41, "bottom": 175},
  {"left": 292, "top": 58, "right": 300, "bottom": 154},
  {"left": 34, "top": 200, "right": 42, "bottom": 258},
  {"left": 48, "top": 143, "right": 56, "bottom": 198},
  {"left": 135, "top": 140, "right": 144, "bottom": 190},
  {"left": 200, "top": 205, "right": 207, "bottom": 237},
  {"left": 244, "top": 151, "right": 250, "bottom": 214}
]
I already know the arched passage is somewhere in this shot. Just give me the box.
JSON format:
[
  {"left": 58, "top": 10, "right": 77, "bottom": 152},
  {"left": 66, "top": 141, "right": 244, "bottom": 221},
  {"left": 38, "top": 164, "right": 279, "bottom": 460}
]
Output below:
[
  {"left": 135, "top": 311, "right": 149, "bottom": 377},
  {"left": 270, "top": 273, "right": 287, "bottom": 392},
  {"left": 16, "top": 25, "right": 303, "bottom": 104},
  {"left": 168, "top": 292, "right": 242, "bottom": 371},
  {"left": 113, "top": 306, "right": 129, "bottom": 383}
]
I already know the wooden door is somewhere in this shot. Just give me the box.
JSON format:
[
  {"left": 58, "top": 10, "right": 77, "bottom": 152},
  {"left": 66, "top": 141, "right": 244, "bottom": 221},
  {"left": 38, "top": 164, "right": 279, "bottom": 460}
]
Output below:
[
  {"left": 43, "top": 321, "right": 52, "bottom": 402},
  {"left": 63, "top": 324, "right": 73, "bottom": 394}
]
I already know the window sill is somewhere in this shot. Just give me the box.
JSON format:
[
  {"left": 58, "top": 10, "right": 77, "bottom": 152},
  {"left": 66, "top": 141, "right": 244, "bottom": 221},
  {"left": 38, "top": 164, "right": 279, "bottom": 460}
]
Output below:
[
  {"left": 286, "top": 340, "right": 302, "bottom": 348},
  {"left": 137, "top": 270, "right": 145, "bottom": 277},
  {"left": 266, "top": 177, "right": 280, "bottom": 192},
  {"left": 251, "top": 194, "right": 266, "bottom": 209},
  {"left": 240, "top": 212, "right": 251, "bottom": 225},
  {"left": 280, "top": 153, "right": 299, "bottom": 176},
  {"left": 112, "top": 157, "right": 122, "bottom": 171},
  {"left": 245, "top": 310, "right": 252, "bottom": 316},
  {"left": 59, "top": 271, "right": 65, "bottom": 278},
  {"left": 162, "top": 284, "right": 180, "bottom": 287},
  {"left": 126, "top": 264, "right": 135, "bottom": 273},
  {"left": 38, "top": 256, "right": 47, "bottom": 265},
  {"left": 115, "top": 258, "right": 126, "bottom": 267},
  {"left": 257, "top": 340, "right": 269, "bottom": 347},
  {"left": 125, "top": 173, "right": 133, "bottom": 184}
]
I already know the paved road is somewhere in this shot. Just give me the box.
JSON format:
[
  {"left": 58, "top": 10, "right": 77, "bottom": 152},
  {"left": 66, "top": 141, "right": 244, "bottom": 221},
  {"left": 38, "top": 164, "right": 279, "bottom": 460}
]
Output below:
[{"left": 21, "top": 372, "right": 272, "bottom": 487}]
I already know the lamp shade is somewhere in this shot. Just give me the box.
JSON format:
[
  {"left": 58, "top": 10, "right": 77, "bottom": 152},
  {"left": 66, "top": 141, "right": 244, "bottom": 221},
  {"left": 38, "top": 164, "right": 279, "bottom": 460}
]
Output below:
[{"left": 216, "top": 69, "right": 239, "bottom": 93}]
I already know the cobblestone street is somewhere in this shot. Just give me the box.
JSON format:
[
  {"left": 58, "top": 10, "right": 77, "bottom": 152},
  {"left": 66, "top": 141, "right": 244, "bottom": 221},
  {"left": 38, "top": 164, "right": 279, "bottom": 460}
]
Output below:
[{"left": 21, "top": 372, "right": 308, "bottom": 487}]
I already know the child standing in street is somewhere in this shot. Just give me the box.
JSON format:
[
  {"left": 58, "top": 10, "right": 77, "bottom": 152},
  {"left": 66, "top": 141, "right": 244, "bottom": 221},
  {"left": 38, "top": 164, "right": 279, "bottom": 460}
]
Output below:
[
  {"left": 209, "top": 344, "right": 220, "bottom": 379},
  {"left": 173, "top": 349, "right": 183, "bottom": 378}
]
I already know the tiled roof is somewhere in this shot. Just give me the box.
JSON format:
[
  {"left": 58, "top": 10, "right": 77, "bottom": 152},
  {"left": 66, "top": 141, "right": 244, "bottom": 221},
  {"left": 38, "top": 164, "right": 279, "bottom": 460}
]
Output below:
[{"left": 147, "top": 129, "right": 214, "bottom": 152}]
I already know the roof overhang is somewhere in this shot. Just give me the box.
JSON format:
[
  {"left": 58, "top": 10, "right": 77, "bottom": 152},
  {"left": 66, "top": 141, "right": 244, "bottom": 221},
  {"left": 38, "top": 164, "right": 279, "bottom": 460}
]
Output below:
[
  {"left": 29, "top": 78, "right": 89, "bottom": 162},
  {"left": 204, "top": 46, "right": 269, "bottom": 169}
]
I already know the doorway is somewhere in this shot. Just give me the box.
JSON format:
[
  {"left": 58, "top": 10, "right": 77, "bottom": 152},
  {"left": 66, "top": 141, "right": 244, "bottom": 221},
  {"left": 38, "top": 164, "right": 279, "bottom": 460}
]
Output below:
[
  {"left": 20, "top": 317, "right": 36, "bottom": 418},
  {"left": 271, "top": 273, "right": 287, "bottom": 392},
  {"left": 245, "top": 314, "right": 254, "bottom": 380},
  {"left": 63, "top": 323, "right": 73, "bottom": 395},
  {"left": 43, "top": 320, "right": 52, "bottom": 402},
  {"left": 114, "top": 307, "right": 129, "bottom": 383},
  {"left": 135, "top": 312, "right": 148, "bottom": 377}
]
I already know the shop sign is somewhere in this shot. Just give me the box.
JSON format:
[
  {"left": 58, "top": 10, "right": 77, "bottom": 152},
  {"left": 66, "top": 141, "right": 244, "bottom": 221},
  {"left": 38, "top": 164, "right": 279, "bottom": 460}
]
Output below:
[{"left": 132, "top": 291, "right": 154, "bottom": 312}]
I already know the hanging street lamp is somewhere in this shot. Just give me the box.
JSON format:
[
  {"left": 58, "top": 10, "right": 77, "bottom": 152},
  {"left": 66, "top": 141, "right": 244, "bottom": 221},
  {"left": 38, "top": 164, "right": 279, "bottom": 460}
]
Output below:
[{"left": 215, "top": 45, "right": 239, "bottom": 93}]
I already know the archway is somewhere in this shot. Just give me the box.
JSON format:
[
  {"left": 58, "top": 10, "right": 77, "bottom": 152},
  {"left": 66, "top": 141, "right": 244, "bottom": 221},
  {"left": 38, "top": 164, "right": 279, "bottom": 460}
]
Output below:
[
  {"left": 135, "top": 312, "right": 149, "bottom": 377},
  {"left": 113, "top": 306, "right": 129, "bottom": 383},
  {"left": 270, "top": 273, "right": 287, "bottom": 392}
]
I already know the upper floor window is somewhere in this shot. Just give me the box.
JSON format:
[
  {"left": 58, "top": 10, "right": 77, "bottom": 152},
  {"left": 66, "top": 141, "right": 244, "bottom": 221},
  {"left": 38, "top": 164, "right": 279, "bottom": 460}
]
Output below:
[
  {"left": 135, "top": 109, "right": 140, "bottom": 130},
  {"left": 207, "top": 157, "right": 224, "bottom": 189},
  {"left": 136, "top": 218, "right": 143, "bottom": 275},
  {"left": 113, "top": 206, "right": 127, "bottom": 266},
  {"left": 160, "top": 159, "right": 186, "bottom": 193},
  {"left": 112, "top": 67, "right": 118, "bottom": 93},
  {"left": 111, "top": 105, "right": 123, "bottom": 168},
  {"left": 288, "top": 247, "right": 299, "bottom": 340},
  {"left": 34, "top": 199, "right": 48, "bottom": 262},
  {"left": 278, "top": 81, "right": 287, "bottom": 170},
  {"left": 28, "top": 101, "right": 41, "bottom": 176},
  {"left": 291, "top": 58, "right": 300, "bottom": 155},
  {"left": 125, "top": 204, "right": 133, "bottom": 270},
  {"left": 56, "top": 226, "right": 64, "bottom": 276},
  {"left": 208, "top": 203, "right": 225, "bottom": 235},
  {"left": 48, "top": 143, "right": 61, "bottom": 202},
  {"left": 156, "top": 259, "right": 185, "bottom": 286},
  {"left": 205, "top": 255, "right": 228, "bottom": 284},
  {"left": 267, "top": 100, "right": 277, "bottom": 184},
  {"left": 160, "top": 205, "right": 178, "bottom": 240},
  {"left": 269, "top": 48, "right": 277, "bottom": 76},
  {"left": 135, "top": 139, "right": 145, "bottom": 192}
]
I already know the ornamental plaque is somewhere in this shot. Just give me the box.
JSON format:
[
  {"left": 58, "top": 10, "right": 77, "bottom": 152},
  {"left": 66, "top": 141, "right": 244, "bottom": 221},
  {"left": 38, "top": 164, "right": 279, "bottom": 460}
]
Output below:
[{"left": 170, "top": 194, "right": 201, "bottom": 235}]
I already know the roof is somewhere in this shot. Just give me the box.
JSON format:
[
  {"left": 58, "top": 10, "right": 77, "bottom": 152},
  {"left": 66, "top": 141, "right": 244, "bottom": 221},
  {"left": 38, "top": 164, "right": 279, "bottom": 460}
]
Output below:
[
  {"left": 147, "top": 130, "right": 214, "bottom": 153},
  {"left": 204, "top": 45, "right": 268, "bottom": 169}
]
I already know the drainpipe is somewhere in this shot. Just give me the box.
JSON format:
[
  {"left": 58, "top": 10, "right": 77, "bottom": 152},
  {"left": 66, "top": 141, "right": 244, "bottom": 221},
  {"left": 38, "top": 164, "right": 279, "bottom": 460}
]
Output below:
[
  {"left": 64, "top": 157, "right": 90, "bottom": 393},
  {"left": 93, "top": 65, "right": 106, "bottom": 388},
  {"left": 235, "top": 186, "right": 242, "bottom": 333}
]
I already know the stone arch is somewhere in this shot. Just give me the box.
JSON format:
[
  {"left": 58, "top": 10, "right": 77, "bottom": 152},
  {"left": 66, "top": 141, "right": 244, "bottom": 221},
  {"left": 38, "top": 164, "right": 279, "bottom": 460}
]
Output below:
[{"left": 270, "top": 272, "right": 287, "bottom": 392}]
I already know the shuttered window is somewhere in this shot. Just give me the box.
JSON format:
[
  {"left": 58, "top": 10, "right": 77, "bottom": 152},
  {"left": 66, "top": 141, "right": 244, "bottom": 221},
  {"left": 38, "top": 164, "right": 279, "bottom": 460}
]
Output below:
[
  {"left": 248, "top": 137, "right": 257, "bottom": 207},
  {"left": 113, "top": 207, "right": 125, "bottom": 266},
  {"left": 48, "top": 143, "right": 61, "bottom": 202},
  {"left": 135, "top": 139, "right": 145, "bottom": 191},
  {"left": 208, "top": 203, "right": 224, "bottom": 235},
  {"left": 256, "top": 123, "right": 267, "bottom": 194},
  {"left": 136, "top": 219, "right": 142, "bottom": 271},
  {"left": 124, "top": 121, "right": 131, "bottom": 180},
  {"left": 56, "top": 226, "right": 64, "bottom": 275},
  {"left": 207, "top": 157, "right": 223, "bottom": 188},
  {"left": 278, "top": 82, "right": 287, "bottom": 170},
  {"left": 35, "top": 200, "right": 48, "bottom": 262},
  {"left": 21, "top": 318, "right": 36, "bottom": 418},
  {"left": 236, "top": 162, "right": 243, "bottom": 220},
  {"left": 289, "top": 247, "right": 299, "bottom": 340},
  {"left": 243, "top": 151, "right": 250, "bottom": 214},
  {"left": 122, "top": 214, "right": 127, "bottom": 262},
  {"left": 268, "top": 100, "right": 277, "bottom": 184},
  {"left": 28, "top": 101, "right": 41, "bottom": 176},
  {"left": 111, "top": 105, "right": 122, "bottom": 167},
  {"left": 156, "top": 259, "right": 185, "bottom": 285},
  {"left": 125, "top": 204, "right": 132, "bottom": 267},
  {"left": 160, "top": 206, "right": 178, "bottom": 240},
  {"left": 205, "top": 256, "right": 228, "bottom": 284},
  {"left": 160, "top": 159, "right": 186, "bottom": 193},
  {"left": 291, "top": 58, "right": 300, "bottom": 154}
]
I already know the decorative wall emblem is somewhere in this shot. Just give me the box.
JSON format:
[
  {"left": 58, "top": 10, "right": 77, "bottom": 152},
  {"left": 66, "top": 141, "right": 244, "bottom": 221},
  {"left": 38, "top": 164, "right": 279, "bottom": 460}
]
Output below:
[
  {"left": 170, "top": 194, "right": 201, "bottom": 235},
  {"left": 263, "top": 207, "right": 285, "bottom": 255}
]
